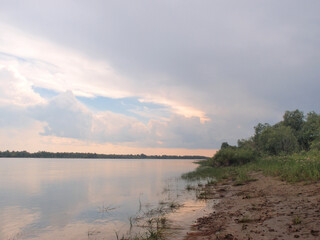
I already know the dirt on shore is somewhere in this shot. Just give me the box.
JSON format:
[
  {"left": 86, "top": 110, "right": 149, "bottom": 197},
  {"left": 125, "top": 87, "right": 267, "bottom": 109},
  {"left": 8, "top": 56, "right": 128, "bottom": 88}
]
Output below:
[{"left": 185, "top": 172, "right": 320, "bottom": 240}]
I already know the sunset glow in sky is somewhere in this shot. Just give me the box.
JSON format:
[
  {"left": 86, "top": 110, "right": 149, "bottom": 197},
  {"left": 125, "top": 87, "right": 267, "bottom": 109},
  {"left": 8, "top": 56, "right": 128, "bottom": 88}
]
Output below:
[{"left": 0, "top": 1, "right": 320, "bottom": 156}]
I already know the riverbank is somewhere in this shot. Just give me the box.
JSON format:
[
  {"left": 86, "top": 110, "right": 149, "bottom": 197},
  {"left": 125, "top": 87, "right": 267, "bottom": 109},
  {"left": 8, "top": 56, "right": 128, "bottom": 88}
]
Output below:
[{"left": 184, "top": 172, "right": 320, "bottom": 239}]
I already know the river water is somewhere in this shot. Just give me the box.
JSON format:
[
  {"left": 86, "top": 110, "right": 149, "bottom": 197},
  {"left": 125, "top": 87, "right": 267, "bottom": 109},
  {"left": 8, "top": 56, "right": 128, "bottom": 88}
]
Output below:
[{"left": 0, "top": 158, "right": 204, "bottom": 240}]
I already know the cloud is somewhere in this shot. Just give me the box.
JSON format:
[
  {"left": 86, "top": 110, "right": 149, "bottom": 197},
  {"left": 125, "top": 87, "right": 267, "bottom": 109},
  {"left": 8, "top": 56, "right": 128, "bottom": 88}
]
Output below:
[
  {"left": 146, "top": 115, "right": 216, "bottom": 148},
  {"left": 0, "top": 1, "right": 320, "bottom": 150},
  {"left": 32, "top": 91, "right": 93, "bottom": 139},
  {"left": 30, "top": 91, "right": 215, "bottom": 148},
  {"left": 31, "top": 91, "right": 150, "bottom": 144},
  {"left": 0, "top": 206, "right": 40, "bottom": 240},
  {"left": 0, "top": 66, "right": 44, "bottom": 106},
  {"left": 91, "top": 111, "right": 148, "bottom": 143},
  {"left": 0, "top": 23, "right": 131, "bottom": 99},
  {"left": 0, "top": 22, "right": 208, "bottom": 121}
]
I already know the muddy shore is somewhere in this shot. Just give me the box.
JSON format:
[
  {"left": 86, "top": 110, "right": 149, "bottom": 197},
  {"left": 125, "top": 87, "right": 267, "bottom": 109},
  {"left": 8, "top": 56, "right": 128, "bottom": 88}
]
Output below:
[{"left": 184, "top": 172, "right": 320, "bottom": 240}]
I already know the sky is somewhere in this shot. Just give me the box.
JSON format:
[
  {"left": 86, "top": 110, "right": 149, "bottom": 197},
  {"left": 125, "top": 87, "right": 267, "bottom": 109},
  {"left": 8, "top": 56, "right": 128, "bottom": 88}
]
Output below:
[{"left": 0, "top": 0, "right": 319, "bottom": 156}]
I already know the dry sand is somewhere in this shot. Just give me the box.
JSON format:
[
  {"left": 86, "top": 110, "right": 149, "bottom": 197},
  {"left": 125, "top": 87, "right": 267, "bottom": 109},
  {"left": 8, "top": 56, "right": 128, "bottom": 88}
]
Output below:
[{"left": 185, "top": 172, "right": 320, "bottom": 240}]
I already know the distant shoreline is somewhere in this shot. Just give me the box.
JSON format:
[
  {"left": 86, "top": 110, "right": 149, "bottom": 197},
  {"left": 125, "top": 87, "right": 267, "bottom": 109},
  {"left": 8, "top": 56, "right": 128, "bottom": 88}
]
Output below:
[{"left": 0, "top": 150, "right": 208, "bottom": 159}]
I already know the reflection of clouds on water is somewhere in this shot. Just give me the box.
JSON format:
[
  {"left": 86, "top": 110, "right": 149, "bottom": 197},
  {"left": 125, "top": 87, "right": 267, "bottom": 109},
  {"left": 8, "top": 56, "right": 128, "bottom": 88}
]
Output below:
[
  {"left": 0, "top": 159, "right": 197, "bottom": 239},
  {"left": 23, "top": 220, "right": 127, "bottom": 240},
  {"left": 0, "top": 206, "right": 40, "bottom": 240}
]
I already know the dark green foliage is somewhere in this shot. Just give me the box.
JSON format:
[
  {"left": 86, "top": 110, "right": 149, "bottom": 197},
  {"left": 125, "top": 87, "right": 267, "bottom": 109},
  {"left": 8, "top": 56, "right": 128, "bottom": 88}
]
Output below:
[
  {"left": 300, "top": 111, "right": 320, "bottom": 150},
  {"left": 221, "top": 142, "right": 230, "bottom": 149},
  {"left": 237, "top": 138, "right": 254, "bottom": 150},
  {"left": 252, "top": 110, "right": 320, "bottom": 154},
  {"left": 283, "top": 109, "right": 304, "bottom": 132},
  {"left": 210, "top": 109, "right": 320, "bottom": 171},
  {"left": 256, "top": 125, "right": 298, "bottom": 155},
  {"left": 253, "top": 123, "right": 270, "bottom": 152},
  {"left": 212, "top": 147, "right": 257, "bottom": 166},
  {"left": 184, "top": 109, "right": 320, "bottom": 183}
]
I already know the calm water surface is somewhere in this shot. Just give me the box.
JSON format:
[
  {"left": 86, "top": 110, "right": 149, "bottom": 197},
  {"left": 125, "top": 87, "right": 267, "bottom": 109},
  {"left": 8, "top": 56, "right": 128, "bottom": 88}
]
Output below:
[{"left": 0, "top": 158, "right": 198, "bottom": 240}]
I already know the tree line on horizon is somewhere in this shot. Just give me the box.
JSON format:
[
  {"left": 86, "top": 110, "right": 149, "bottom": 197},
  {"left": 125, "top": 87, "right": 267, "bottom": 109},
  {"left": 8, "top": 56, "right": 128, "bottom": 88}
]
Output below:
[
  {"left": 0, "top": 150, "right": 207, "bottom": 159},
  {"left": 213, "top": 109, "right": 320, "bottom": 166}
]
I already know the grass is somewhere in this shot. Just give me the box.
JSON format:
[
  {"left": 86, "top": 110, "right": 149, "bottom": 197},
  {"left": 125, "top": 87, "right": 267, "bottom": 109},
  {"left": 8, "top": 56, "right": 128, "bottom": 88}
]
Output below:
[
  {"left": 116, "top": 228, "right": 164, "bottom": 240},
  {"left": 182, "top": 151, "right": 320, "bottom": 184},
  {"left": 117, "top": 191, "right": 183, "bottom": 240},
  {"left": 181, "top": 165, "right": 230, "bottom": 181},
  {"left": 244, "top": 151, "right": 320, "bottom": 182},
  {"left": 117, "top": 216, "right": 167, "bottom": 240},
  {"left": 185, "top": 184, "right": 195, "bottom": 191},
  {"left": 182, "top": 161, "right": 253, "bottom": 185},
  {"left": 169, "top": 201, "right": 181, "bottom": 210}
]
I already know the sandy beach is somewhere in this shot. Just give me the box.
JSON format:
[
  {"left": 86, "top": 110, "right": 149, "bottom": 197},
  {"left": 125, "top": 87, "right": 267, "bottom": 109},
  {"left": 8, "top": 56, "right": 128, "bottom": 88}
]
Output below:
[{"left": 185, "top": 172, "right": 320, "bottom": 240}]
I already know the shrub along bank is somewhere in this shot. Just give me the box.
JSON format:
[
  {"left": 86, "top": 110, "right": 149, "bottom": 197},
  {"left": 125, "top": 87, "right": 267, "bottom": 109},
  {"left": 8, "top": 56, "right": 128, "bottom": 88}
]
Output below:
[{"left": 183, "top": 109, "right": 320, "bottom": 183}]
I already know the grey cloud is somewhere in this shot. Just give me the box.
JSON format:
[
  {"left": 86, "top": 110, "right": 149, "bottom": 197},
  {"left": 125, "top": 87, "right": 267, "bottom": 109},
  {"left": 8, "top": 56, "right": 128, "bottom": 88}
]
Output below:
[
  {"left": 0, "top": 106, "right": 33, "bottom": 129},
  {"left": 147, "top": 115, "right": 219, "bottom": 149},
  {"left": 28, "top": 92, "right": 150, "bottom": 144},
  {"left": 1, "top": 1, "right": 320, "bottom": 147},
  {"left": 0, "top": 90, "right": 281, "bottom": 149},
  {"left": 28, "top": 92, "right": 222, "bottom": 148},
  {"left": 31, "top": 91, "right": 93, "bottom": 139}
]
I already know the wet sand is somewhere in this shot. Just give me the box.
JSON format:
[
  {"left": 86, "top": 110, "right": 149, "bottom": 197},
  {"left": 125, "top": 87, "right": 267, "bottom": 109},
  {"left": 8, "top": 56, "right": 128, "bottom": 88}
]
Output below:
[
  {"left": 164, "top": 199, "right": 215, "bottom": 239},
  {"left": 184, "top": 172, "right": 320, "bottom": 240}
]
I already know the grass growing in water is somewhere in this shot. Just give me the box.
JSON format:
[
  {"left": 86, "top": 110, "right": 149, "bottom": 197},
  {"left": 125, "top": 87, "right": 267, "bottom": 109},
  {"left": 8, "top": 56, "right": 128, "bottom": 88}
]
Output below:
[
  {"left": 116, "top": 215, "right": 168, "bottom": 240},
  {"left": 181, "top": 164, "right": 230, "bottom": 181}
]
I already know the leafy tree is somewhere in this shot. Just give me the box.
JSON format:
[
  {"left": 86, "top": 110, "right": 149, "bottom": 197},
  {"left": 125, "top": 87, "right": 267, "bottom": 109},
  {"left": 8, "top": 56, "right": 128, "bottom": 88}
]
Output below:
[
  {"left": 258, "top": 125, "right": 298, "bottom": 155},
  {"left": 283, "top": 109, "right": 304, "bottom": 132},
  {"left": 300, "top": 111, "right": 320, "bottom": 150},
  {"left": 253, "top": 123, "right": 271, "bottom": 151},
  {"left": 237, "top": 138, "right": 254, "bottom": 150},
  {"left": 221, "top": 142, "right": 230, "bottom": 149}
]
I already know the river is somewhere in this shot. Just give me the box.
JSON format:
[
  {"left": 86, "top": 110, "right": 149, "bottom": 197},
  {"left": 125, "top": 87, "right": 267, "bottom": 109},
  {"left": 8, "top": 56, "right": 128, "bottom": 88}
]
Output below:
[{"left": 0, "top": 158, "right": 205, "bottom": 240}]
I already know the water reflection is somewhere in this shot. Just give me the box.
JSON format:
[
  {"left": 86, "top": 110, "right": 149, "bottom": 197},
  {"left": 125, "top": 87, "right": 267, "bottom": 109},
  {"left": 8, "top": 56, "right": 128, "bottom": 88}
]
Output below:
[{"left": 0, "top": 158, "right": 197, "bottom": 239}]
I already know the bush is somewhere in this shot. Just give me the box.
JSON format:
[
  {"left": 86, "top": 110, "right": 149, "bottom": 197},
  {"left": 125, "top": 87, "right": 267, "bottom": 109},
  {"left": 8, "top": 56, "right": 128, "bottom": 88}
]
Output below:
[{"left": 212, "top": 147, "right": 257, "bottom": 167}]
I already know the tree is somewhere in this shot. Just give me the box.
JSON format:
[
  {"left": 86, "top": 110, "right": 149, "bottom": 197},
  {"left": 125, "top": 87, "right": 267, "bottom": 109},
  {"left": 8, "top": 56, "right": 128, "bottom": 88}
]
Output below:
[
  {"left": 253, "top": 123, "right": 271, "bottom": 151},
  {"left": 300, "top": 111, "right": 320, "bottom": 150},
  {"left": 283, "top": 109, "right": 304, "bottom": 132},
  {"left": 258, "top": 125, "right": 298, "bottom": 155},
  {"left": 237, "top": 138, "right": 254, "bottom": 150},
  {"left": 221, "top": 142, "right": 230, "bottom": 149}
]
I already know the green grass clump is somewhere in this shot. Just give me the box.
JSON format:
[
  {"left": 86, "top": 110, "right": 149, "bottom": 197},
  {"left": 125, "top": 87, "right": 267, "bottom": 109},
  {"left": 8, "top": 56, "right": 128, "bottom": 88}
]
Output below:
[
  {"left": 182, "top": 158, "right": 232, "bottom": 181},
  {"left": 181, "top": 165, "right": 228, "bottom": 181},
  {"left": 252, "top": 152, "right": 320, "bottom": 182},
  {"left": 233, "top": 167, "right": 254, "bottom": 185}
]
